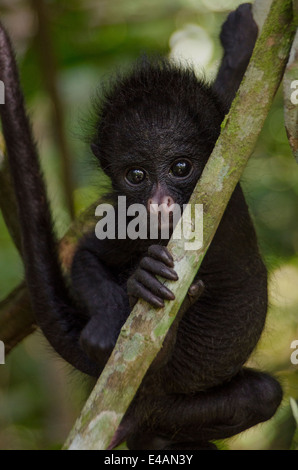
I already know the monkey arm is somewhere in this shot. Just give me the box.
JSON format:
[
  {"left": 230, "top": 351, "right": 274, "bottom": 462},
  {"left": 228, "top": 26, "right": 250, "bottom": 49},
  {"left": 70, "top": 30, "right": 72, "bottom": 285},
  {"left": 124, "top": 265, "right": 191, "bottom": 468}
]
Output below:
[
  {"left": 71, "top": 233, "right": 132, "bottom": 365},
  {"left": 72, "top": 236, "right": 205, "bottom": 370},
  {"left": 214, "top": 3, "right": 258, "bottom": 108}
]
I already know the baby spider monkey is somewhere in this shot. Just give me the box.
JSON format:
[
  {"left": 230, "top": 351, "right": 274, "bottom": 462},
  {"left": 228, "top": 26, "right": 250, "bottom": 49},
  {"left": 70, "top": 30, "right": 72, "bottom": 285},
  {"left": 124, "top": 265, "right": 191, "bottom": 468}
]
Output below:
[{"left": 0, "top": 3, "right": 282, "bottom": 450}]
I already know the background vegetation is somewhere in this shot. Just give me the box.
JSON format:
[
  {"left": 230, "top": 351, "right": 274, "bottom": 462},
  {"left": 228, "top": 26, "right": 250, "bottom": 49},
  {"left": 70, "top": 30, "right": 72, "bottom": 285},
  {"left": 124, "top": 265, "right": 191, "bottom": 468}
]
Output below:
[{"left": 0, "top": 0, "right": 297, "bottom": 450}]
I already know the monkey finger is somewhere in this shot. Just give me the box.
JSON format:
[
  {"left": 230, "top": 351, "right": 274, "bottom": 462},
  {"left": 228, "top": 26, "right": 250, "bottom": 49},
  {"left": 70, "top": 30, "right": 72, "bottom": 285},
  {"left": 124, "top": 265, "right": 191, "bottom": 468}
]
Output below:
[
  {"left": 148, "top": 245, "right": 174, "bottom": 268},
  {"left": 140, "top": 256, "right": 178, "bottom": 281},
  {"left": 135, "top": 269, "right": 175, "bottom": 301},
  {"left": 127, "top": 278, "right": 165, "bottom": 309}
]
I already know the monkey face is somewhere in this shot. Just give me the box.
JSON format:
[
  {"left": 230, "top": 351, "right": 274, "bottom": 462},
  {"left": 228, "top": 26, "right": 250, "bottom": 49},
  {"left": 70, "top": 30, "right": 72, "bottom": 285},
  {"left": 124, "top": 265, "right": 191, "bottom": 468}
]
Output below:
[
  {"left": 90, "top": 59, "right": 224, "bottom": 218},
  {"left": 92, "top": 112, "right": 216, "bottom": 212}
]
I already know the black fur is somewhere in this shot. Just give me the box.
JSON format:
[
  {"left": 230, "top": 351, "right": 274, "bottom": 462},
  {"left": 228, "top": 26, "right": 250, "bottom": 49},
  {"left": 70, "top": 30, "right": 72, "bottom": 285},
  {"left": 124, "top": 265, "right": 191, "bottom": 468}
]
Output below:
[{"left": 0, "top": 4, "right": 282, "bottom": 450}]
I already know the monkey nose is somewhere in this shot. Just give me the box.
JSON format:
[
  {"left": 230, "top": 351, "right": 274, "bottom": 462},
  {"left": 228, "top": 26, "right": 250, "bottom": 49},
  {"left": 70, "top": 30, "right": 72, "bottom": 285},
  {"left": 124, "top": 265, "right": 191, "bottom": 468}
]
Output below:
[{"left": 148, "top": 195, "right": 175, "bottom": 214}]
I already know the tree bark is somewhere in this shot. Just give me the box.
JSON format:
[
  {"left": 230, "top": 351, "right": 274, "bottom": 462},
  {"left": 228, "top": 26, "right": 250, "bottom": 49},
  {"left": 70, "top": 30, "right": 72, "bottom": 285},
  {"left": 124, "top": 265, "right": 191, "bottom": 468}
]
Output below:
[
  {"left": 284, "top": 27, "right": 298, "bottom": 162},
  {"left": 0, "top": 283, "right": 35, "bottom": 353},
  {"left": 0, "top": 142, "right": 22, "bottom": 254}
]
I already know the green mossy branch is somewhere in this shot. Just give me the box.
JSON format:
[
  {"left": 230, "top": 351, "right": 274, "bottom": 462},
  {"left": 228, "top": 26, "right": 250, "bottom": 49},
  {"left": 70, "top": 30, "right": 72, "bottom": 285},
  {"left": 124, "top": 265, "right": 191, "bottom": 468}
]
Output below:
[
  {"left": 284, "top": 28, "right": 298, "bottom": 162},
  {"left": 63, "top": 0, "right": 295, "bottom": 451}
]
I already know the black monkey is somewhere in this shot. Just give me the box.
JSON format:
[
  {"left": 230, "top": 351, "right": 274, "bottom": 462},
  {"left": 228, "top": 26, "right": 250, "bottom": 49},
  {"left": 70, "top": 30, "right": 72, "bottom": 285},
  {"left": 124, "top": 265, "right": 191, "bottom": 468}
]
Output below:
[{"left": 0, "top": 4, "right": 282, "bottom": 450}]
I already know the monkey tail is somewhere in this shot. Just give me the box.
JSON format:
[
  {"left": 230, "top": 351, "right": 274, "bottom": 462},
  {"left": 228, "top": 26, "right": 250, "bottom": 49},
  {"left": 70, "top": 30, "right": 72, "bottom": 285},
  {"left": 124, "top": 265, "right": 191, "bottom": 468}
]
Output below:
[{"left": 0, "top": 23, "right": 100, "bottom": 376}]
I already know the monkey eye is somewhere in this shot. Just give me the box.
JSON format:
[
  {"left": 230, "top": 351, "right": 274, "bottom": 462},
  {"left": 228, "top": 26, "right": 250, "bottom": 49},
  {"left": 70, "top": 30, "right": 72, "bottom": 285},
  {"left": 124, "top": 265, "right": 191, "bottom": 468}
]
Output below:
[
  {"left": 125, "top": 168, "right": 147, "bottom": 185},
  {"left": 170, "top": 160, "right": 193, "bottom": 178}
]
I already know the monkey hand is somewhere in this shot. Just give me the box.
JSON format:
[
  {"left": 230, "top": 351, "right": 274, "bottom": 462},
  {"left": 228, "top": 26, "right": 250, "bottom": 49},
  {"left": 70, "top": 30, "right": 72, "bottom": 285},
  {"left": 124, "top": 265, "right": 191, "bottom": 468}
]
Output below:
[
  {"left": 220, "top": 3, "right": 258, "bottom": 69},
  {"left": 127, "top": 244, "right": 178, "bottom": 309}
]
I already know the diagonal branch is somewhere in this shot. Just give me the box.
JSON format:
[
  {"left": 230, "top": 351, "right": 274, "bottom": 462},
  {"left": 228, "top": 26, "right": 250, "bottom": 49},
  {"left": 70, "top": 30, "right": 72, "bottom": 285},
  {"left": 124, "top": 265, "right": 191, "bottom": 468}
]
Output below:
[
  {"left": 0, "top": 139, "right": 22, "bottom": 254},
  {"left": 284, "top": 27, "right": 298, "bottom": 162},
  {"left": 0, "top": 283, "right": 35, "bottom": 354}
]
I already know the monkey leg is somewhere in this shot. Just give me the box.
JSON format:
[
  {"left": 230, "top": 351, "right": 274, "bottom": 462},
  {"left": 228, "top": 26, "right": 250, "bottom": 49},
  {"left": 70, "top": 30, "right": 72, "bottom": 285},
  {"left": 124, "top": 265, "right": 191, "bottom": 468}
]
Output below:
[{"left": 127, "top": 368, "right": 282, "bottom": 450}]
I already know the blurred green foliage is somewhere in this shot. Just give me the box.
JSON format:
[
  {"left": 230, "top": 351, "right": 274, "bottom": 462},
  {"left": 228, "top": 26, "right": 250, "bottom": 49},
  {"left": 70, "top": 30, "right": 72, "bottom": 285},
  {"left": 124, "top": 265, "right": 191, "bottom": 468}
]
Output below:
[{"left": 0, "top": 0, "right": 297, "bottom": 450}]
